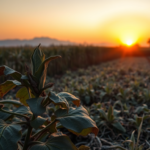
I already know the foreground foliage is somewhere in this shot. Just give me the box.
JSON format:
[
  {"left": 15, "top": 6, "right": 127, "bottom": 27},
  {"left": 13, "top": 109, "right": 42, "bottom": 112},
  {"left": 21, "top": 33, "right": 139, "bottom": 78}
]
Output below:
[{"left": 0, "top": 45, "right": 98, "bottom": 150}]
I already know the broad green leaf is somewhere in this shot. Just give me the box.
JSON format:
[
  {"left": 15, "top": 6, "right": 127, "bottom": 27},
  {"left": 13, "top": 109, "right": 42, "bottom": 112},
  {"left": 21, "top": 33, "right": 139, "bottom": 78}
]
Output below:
[
  {"left": 26, "top": 97, "right": 46, "bottom": 116},
  {"left": 55, "top": 106, "right": 99, "bottom": 136},
  {"left": 0, "top": 106, "right": 32, "bottom": 120},
  {"left": 58, "top": 92, "right": 80, "bottom": 106},
  {"left": 16, "top": 87, "right": 32, "bottom": 106},
  {"left": 0, "top": 80, "right": 21, "bottom": 98},
  {"left": 0, "top": 108, "right": 12, "bottom": 120},
  {"left": 12, "top": 117, "right": 22, "bottom": 123},
  {"left": 31, "top": 45, "right": 45, "bottom": 76},
  {"left": 46, "top": 92, "right": 69, "bottom": 110},
  {"left": 112, "top": 121, "right": 126, "bottom": 133},
  {"left": 35, "top": 55, "right": 61, "bottom": 89},
  {"left": 0, "top": 119, "right": 21, "bottom": 150},
  {"left": 30, "top": 132, "right": 77, "bottom": 150},
  {"left": 0, "top": 100, "right": 23, "bottom": 107},
  {"left": 30, "top": 116, "right": 47, "bottom": 129},
  {"left": 0, "top": 65, "right": 22, "bottom": 81},
  {"left": 14, "top": 105, "right": 32, "bottom": 115}
]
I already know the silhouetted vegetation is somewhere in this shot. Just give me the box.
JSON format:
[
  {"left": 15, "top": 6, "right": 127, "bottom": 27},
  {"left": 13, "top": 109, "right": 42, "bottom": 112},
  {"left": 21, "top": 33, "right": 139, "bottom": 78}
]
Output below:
[{"left": 0, "top": 45, "right": 149, "bottom": 78}]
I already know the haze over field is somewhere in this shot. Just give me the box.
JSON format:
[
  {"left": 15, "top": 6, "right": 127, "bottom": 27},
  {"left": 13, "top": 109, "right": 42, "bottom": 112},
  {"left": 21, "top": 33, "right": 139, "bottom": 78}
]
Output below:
[{"left": 1, "top": 0, "right": 150, "bottom": 46}]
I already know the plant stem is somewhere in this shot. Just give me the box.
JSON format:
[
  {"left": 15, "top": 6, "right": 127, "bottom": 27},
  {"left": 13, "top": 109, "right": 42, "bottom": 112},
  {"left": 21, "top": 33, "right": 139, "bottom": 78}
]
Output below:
[
  {"left": 23, "top": 125, "right": 33, "bottom": 150},
  {"left": 23, "top": 115, "right": 36, "bottom": 150},
  {"left": 31, "top": 120, "right": 56, "bottom": 139},
  {"left": 0, "top": 108, "right": 29, "bottom": 120}
]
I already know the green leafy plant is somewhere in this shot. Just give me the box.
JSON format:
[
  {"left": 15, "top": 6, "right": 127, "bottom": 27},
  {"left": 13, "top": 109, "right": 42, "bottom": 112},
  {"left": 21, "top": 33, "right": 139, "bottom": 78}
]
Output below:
[
  {"left": 117, "top": 88, "right": 131, "bottom": 103},
  {"left": 91, "top": 104, "right": 126, "bottom": 133},
  {"left": 128, "top": 114, "right": 150, "bottom": 129},
  {"left": 142, "top": 89, "right": 150, "bottom": 103},
  {"left": 124, "top": 115, "right": 144, "bottom": 150},
  {"left": 0, "top": 45, "right": 99, "bottom": 150}
]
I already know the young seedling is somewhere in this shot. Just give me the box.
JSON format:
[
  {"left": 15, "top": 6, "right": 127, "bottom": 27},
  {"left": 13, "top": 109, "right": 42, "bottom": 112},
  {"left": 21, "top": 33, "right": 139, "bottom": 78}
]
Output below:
[
  {"left": 92, "top": 105, "right": 126, "bottom": 133},
  {"left": 124, "top": 115, "right": 144, "bottom": 150}
]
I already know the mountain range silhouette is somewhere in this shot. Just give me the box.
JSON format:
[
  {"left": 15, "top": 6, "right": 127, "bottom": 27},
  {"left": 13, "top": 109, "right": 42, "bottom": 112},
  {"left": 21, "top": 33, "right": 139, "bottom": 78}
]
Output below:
[{"left": 0, "top": 37, "right": 76, "bottom": 47}]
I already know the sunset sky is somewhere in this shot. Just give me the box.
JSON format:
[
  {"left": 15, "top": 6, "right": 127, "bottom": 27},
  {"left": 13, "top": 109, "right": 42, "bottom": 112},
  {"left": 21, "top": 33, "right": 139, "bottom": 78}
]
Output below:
[{"left": 1, "top": 0, "right": 150, "bottom": 46}]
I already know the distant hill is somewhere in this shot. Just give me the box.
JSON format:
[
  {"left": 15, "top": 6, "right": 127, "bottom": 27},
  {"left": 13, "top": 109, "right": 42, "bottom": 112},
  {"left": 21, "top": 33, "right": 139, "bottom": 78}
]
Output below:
[{"left": 0, "top": 37, "right": 76, "bottom": 47}]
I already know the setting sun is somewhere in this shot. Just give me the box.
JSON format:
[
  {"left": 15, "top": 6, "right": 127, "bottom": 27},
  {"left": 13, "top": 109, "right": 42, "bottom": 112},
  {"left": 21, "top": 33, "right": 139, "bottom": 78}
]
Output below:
[
  {"left": 121, "top": 37, "right": 136, "bottom": 46},
  {"left": 126, "top": 39, "right": 134, "bottom": 46},
  {"left": 118, "top": 31, "right": 138, "bottom": 47}
]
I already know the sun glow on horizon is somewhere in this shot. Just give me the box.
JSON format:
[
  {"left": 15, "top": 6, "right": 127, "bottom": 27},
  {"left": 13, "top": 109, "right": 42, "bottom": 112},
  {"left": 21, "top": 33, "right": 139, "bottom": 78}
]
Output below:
[
  {"left": 1, "top": 1, "right": 150, "bottom": 46},
  {"left": 119, "top": 33, "right": 138, "bottom": 47},
  {"left": 120, "top": 35, "right": 137, "bottom": 46},
  {"left": 125, "top": 39, "right": 134, "bottom": 46}
]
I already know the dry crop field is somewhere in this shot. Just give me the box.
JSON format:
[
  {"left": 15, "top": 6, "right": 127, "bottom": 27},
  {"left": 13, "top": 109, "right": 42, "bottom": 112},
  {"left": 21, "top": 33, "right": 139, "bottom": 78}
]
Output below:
[
  {"left": 2, "top": 55, "right": 150, "bottom": 149},
  {"left": 47, "top": 57, "right": 150, "bottom": 149}
]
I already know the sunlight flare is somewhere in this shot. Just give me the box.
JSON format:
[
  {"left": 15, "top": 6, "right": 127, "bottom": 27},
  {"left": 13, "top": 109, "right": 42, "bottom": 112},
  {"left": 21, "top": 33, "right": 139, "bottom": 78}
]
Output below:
[
  {"left": 126, "top": 39, "right": 134, "bottom": 46},
  {"left": 120, "top": 33, "right": 138, "bottom": 46}
]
